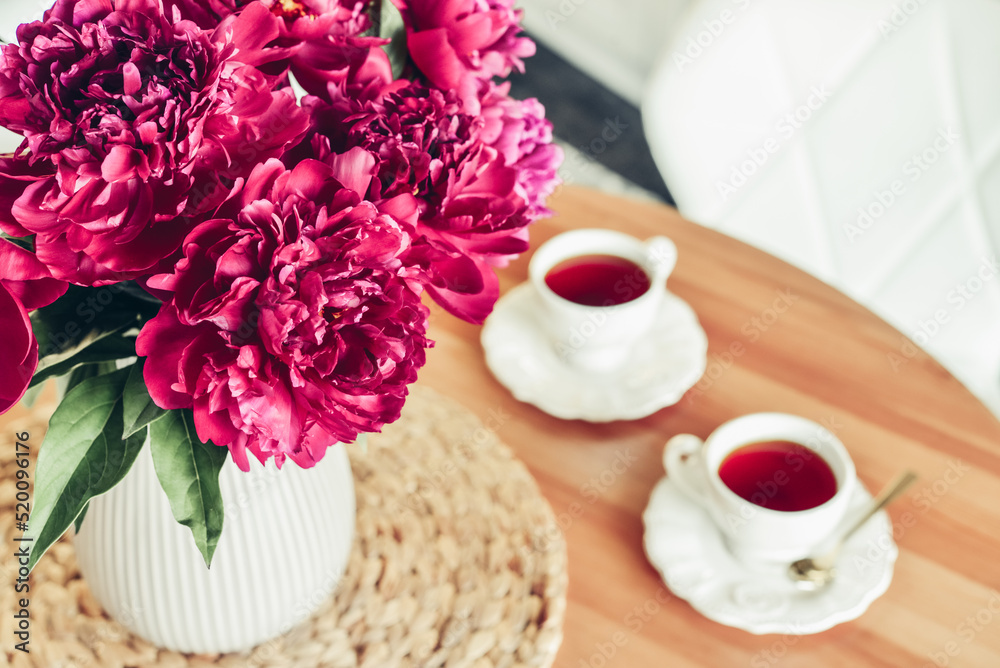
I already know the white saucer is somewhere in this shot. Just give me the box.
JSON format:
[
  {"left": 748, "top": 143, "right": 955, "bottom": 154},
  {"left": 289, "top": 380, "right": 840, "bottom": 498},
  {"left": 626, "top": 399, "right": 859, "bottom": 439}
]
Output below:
[
  {"left": 481, "top": 282, "right": 708, "bottom": 422},
  {"left": 642, "top": 477, "right": 897, "bottom": 635}
]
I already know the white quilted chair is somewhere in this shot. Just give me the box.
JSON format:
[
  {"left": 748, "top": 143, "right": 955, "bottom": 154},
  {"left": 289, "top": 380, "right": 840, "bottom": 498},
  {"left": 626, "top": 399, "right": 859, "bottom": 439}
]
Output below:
[{"left": 643, "top": 0, "right": 1000, "bottom": 415}]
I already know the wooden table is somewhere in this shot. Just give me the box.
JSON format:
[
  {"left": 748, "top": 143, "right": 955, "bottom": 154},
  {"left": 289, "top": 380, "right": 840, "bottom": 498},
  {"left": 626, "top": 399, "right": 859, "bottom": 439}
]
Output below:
[
  {"left": 4, "top": 187, "right": 999, "bottom": 667},
  {"left": 418, "top": 187, "right": 1000, "bottom": 668}
]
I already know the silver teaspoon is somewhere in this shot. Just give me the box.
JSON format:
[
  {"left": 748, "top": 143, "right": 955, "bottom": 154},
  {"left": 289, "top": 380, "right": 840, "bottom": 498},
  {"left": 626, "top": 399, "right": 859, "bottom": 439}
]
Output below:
[{"left": 788, "top": 470, "right": 918, "bottom": 591}]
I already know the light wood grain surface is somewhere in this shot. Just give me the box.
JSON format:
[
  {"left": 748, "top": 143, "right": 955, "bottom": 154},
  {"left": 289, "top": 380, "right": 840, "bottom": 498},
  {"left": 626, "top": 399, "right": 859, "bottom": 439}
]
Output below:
[
  {"left": 4, "top": 186, "right": 999, "bottom": 667},
  {"left": 418, "top": 186, "right": 1000, "bottom": 668}
]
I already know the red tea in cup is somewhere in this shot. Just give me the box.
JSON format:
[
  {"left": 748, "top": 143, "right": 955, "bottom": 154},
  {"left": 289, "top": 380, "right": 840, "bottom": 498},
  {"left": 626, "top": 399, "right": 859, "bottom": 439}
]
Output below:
[
  {"left": 718, "top": 440, "right": 837, "bottom": 512},
  {"left": 544, "top": 254, "right": 650, "bottom": 306}
]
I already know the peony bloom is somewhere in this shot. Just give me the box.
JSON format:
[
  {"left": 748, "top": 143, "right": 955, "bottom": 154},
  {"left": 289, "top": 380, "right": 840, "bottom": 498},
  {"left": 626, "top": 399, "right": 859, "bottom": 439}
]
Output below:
[
  {"left": 264, "top": 0, "right": 370, "bottom": 41},
  {"left": 137, "top": 157, "right": 431, "bottom": 470},
  {"left": 262, "top": 0, "right": 390, "bottom": 102},
  {"left": 479, "top": 83, "right": 563, "bottom": 222},
  {"left": 303, "top": 77, "right": 562, "bottom": 322},
  {"left": 166, "top": 0, "right": 381, "bottom": 99},
  {"left": 163, "top": 0, "right": 241, "bottom": 28},
  {"left": 391, "top": 0, "right": 536, "bottom": 110},
  {"left": 0, "top": 0, "right": 308, "bottom": 285},
  {"left": 0, "top": 280, "right": 38, "bottom": 414},
  {"left": 0, "top": 238, "right": 67, "bottom": 310}
]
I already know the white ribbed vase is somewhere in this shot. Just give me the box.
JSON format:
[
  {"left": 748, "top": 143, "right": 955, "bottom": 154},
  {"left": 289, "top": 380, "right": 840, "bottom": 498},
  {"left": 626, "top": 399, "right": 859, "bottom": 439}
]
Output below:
[{"left": 73, "top": 439, "right": 355, "bottom": 654}]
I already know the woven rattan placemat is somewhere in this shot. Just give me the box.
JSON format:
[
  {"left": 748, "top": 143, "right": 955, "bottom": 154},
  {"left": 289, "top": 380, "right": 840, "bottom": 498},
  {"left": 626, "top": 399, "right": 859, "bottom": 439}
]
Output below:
[{"left": 0, "top": 385, "right": 568, "bottom": 668}]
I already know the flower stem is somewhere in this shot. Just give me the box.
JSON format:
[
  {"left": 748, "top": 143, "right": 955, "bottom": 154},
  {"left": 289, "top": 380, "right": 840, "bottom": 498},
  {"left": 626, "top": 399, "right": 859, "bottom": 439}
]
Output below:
[{"left": 368, "top": 0, "right": 382, "bottom": 38}]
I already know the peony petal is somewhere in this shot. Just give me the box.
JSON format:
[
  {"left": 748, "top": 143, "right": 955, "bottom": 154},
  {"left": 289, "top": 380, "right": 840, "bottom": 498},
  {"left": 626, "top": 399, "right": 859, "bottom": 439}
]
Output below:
[
  {"left": 282, "top": 159, "right": 337, "bottom": 203},
  {"left": 407, "top": 28, "right": 464, "bottom": 90},
  {"left": 122, "top": 61, "right": 141, "bottom": 96},
  {"left": 33, "top": 233, "right": 127, "bottom": 285},
  {"left": 326, "top": 148, "right": 376, "bottom": 198},
  {"left": 225, "top": 1, "right": 287, "bottom": 67},
  {"left": 136, "top": 306, "right": 201, "bottom": 410},
  {"left": 239, "top": 159, "right": 288, "bottom": 205},
  {"left": 0, "top": 239, "right": 69, "bottom": 309},
  {"left": 425, "top": 257, "right": 498, "bottom": 324},
  {"left": 193, "top": 394, "right": 243, "bottom": 461},
  {"left": 100, "top": 145, "right": 143, "bottom": 183},
  {"left": 377, "top": 194, "right": 420, "bottom": 226},
  {"left": 0, "top": 283, "right": 38, "bottom": 413}
]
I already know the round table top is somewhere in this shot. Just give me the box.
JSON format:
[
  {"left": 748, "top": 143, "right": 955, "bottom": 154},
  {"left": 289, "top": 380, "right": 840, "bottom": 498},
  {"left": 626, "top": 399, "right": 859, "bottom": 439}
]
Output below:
[
  {"left": 418, "top": 186, "right": 1000, "bottom": 668},
  {"left": 3, "top": 186, "right": 998, "bottom": 667}
]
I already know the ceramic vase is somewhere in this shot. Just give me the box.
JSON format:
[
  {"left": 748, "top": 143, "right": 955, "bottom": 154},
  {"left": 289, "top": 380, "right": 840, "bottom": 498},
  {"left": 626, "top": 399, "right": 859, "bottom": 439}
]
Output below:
[{"left": 73, "top": 439, "right": 355, "bottom": 654}]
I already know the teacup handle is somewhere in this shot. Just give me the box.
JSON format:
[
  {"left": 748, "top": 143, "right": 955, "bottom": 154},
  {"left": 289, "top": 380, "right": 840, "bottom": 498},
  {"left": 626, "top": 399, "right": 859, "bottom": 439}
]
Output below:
[
  {"left": 643, "top": 236, "right": 677, "bottom": 285},
  {"left": 663, "top": 434, "right": 711, "bottom": 504}
]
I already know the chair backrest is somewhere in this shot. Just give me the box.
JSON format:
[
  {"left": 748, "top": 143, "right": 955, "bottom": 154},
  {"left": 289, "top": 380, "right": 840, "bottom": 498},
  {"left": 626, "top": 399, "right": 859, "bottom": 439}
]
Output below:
[
  {"left": 643, "top": 0, "right": 1000, "bottom": 413},
  {"left": 519, "top": 0, "right": 696, "bottom": 104}
]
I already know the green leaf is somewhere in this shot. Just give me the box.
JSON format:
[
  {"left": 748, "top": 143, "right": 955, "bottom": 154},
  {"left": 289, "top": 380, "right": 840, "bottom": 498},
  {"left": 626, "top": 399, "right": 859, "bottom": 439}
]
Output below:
[
  {"left": 73, "top": 502, "right": 89, "bottom": 534},
  {"left": 25, "top": 368, "right": 145, "bottom": 571},
  {"left": 29, "top": 332, "right": 136, "bottom": 388},
  {"left": 379, "top": 1, "right": 408, "bottom": 78},
  {"left": 122, "top": 359, "right": 167, "bottom": 438},
  {"left": 19, "top": 382, "right": 44, "bottom": 409},
  {"left": 72, "top": 428, "right": 147, "bottom": 535},
  {"left": 114, "top": 281, "right": 164, "bottom": 305},
  {"left": 30, "top": 283, "right": 159, "bottom": 370},
  {"left": 149, "top": 409, "right": 228, "bottom": 568},
  {"left": 0, "top": 234, "right": 33, "bottom": 252},
  {"left": 31, "top": 285, "right": 132, "bottom": 358},
  {"left": 65, "top": 361, "right": 118, "bottom": 392}
]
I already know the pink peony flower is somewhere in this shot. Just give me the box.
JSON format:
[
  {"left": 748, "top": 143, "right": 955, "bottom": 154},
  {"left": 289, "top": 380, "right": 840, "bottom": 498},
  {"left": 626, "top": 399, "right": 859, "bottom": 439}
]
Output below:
[
  {"left": 137, "top": 157, "right": 431, "bottom": 470},
  {"left": 264, "top": 0, "right": 371, "bottom": 40},
  {"left": 0, "top": 280, "right": 38, "bottom": 414},
  {"left": 165, "top": 0, "right": 382, "bottom": 100},
  {"left": 479, "top": 82, "right": 563, "bottom": 221},
  {"left": 0, "top": 0, "right": 308, "bottom": 285},
  {"left": 303, "top": 76, "right": 562, "bottom": 322},
  {"left": 391, "top": 0, "right": 536, "bottom": 109},
  {"left": 163, "top": 0, "right": 241, "bottom": 28},
  {"left": 264, "top": 0, "right": 393, "bottom": 103},
  {"left": 0, "top": 238, "right": 68, "bottom": 310}
]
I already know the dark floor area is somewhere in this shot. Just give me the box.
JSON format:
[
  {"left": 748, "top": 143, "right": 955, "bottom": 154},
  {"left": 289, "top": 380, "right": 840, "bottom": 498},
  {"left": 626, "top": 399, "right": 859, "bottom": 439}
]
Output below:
[{"left": 508, "top": 38, "right": 674, "bottom": 206}]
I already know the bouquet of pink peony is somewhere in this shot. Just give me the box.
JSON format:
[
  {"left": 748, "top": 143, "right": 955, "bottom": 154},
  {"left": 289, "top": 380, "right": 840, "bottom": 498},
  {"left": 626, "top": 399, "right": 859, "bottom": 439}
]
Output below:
[{"left": 0, "top": 0, "right": 561, "bottom": 569}]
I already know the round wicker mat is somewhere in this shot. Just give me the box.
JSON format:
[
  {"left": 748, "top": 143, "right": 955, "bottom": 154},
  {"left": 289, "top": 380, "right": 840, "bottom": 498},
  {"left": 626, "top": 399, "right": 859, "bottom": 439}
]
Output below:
[{"left": 0, "top": 386, "right": 568, "bottom": 668}]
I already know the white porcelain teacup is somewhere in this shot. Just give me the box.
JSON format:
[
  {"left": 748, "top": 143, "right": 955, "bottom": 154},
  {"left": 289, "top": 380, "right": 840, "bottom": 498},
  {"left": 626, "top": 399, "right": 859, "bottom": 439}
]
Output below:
[
  {"left": 528, "top": 228, "right": 677, "bottom": 371},
  {"left": 664, "top": 413, "right": 856, "bottom": 563}
]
